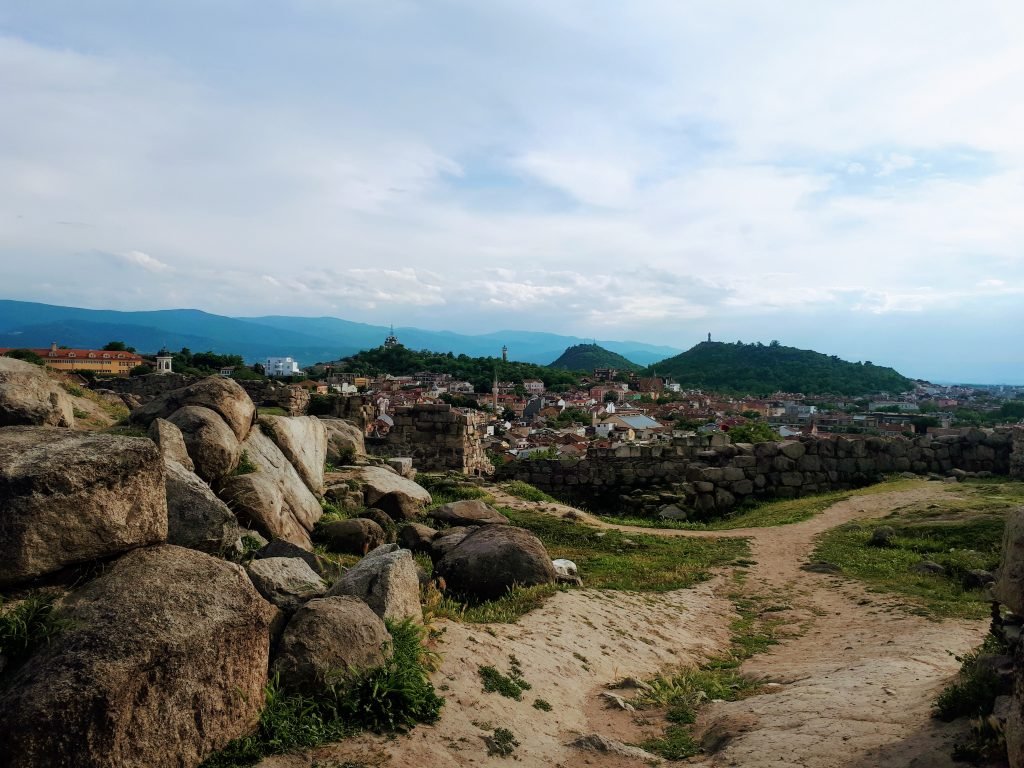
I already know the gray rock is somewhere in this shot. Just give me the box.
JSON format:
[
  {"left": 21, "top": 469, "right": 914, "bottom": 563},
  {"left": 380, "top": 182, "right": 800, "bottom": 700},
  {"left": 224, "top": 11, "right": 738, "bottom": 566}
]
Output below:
[
  {"left": 801, "top": 561, "right": 842, "bottom": 574},
  {"left": 0, "top": 545, "right": 276, "bottom": 768},
  {"left": 164, "top": 459, "right": 242, "bottom": 554},
  {"left": 247, "top": 557, "right": 327, "bottom": 613},
  {"left": 430, "top": 526, "right": 474, "bottom": 562},
  {"left": 0, "top": 356, "right": 75, "bottom": 427},
  {"left": 913, "top": 560, "right": 946, "bottom": 576},
  {"left": 328, "top": 544, "right": 423, "bottom": 623},
  {"left": 387, "top": 457, "right": 415, "bottom": 478},
  {"left": 995, "top": 507, "right": 1024, "bottom": 614},
  {"left": 318, "top": 518, "right": 385, "bottom": 555},
  {"left": 329, "top": 465, "right": 432, "bottom": 521},
  {"left": 319, "top": 417, "right": 366, "bottom": 463},
  {"left": 658, "top": 504, "right": 688, "bottom": 521},
  {"left": 273, "top": 596, "right": 391, "bottom": 694},
  {"left": 963, "top": 568, "right": 995, "bottom": 590},
  {"left": 358, "top": 508, "right": 398, "bottom": 543},
  {"left": 869, "top": 526, "right": 897, "bottom": 547},
  {"left": 167, "top": 405, "right": 242, "bottom": 482},
  {"left": 427, "top": 499, "right": 508, "bottom": 527},
  {"left": 258, "top": 415, "right": 327, "bottom": 496},
  {"left": 255, "top": 538, "right": 332, "bottom": 577},
  {"left": 0, "top": 427, "right": 167, "bottom": 587},
  {"left": 130, "top": 375, "right": 257, "bottom": 441},
  {"left": 434, "top": 524, "right": 556, "bottom": 601},
  {"left": 568, "top": 734, "right": 663, "bottom": 764},
  {"left": 148, "top": 417, "right": 194, "bottom": 471}
]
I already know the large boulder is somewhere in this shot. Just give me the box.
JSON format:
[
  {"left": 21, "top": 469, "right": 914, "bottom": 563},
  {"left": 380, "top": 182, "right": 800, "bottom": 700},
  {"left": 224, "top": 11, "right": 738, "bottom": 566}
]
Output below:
[
  {"left": 0, "top": 545, "right": 276, "bottom": 768},
  {"left": 148, "top": 417, "right": 194, "bottom": 471},
  {"left": 398, "top": 522, "right": 438, "bottom": 554},
  {"left": 0, "top": 356, "right": 75, "bottom": 427},
  {"left": 0, "top": 428, "right": 167, "bottom": 587},
  {"left": 434, "top": 525, "right": 556, "bottom": 601},
  {"left": 427, "top": 499, "right": 508, "bottom": 527},
  {"left": 247, "top": 557, "right": 327, "bottom": 614},
  {"left": 272, "top": 596, "right": 391, "bottom": 694},
  {"left": 167, "top": 405, "right": 241, "bottom": 482},
  {"left": 254, "top": 538, "right": 334, "bottom": 578},
  {"left": 430, "top": 526, "right": 474, "bottom": 562},
  {"left": 995, "top": 507, "right": 1024, "bottom": 614},
  {"left": 259, "top": 415, "right": 327, "bottom": 496},
  {"left": 320, "top": 417, "right": 366, "bottom": 463},
  {"left": 327, "top": 466, "right": 431, "bottom": 521},
  {"left": 357, "top": 508, "right": 398, "bottom": 543},
  {"left": 164, "top": 459, "right": 242, "bottom": 554},
  {"left": 218, "top": 428, "right": 323, "bottom": 549},
  {"left": 328, "top": 544, "right": 422, "bottom": 623},
  {"left": 129, "top": 376, "right": 256, "bottom": 442},
  {"left": 317, "top": 518, "right": 385, "bottom": 556}
]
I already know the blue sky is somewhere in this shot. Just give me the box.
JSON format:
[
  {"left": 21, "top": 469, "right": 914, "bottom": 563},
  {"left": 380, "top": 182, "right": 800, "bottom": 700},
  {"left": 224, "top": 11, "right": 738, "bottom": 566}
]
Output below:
[{"left": 1, "top": 1, "right": 1023, "bottom": 382}]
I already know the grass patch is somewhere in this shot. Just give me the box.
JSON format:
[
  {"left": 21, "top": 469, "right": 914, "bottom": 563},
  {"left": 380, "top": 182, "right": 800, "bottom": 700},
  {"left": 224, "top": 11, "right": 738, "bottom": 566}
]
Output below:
[
  {"left": 532, "top": 698, "right": 552, "bottom": 712},
  {"left": 485, "top": 726, "right": 520, "bottom": 757},
  {"left": 103, "top": 425, "right": 150, "bottom": 438},
  {"left": 424, "top": 582, "right": 559, "bottom": 624},
  {"left": 256, "top": 406, "right": 287, "bottom": 417},
  {"left": 0, "top": 594, "right": 66, "bottom": 677},
  {"left": 419, "top": 474, "right": 494, "bottom": 507},
  {"left": 812, "top": 505, "right": 1006, "bottom": 619},
  {"left": 479, "top": 657, "right": 531, "bottom": 700},
  {"left": 934, "top": 633, "right": 1007, "bottom": 721},
  {"left": 232, "top": 450, "right": 258, "bottom": 476},
  {"left": 500, "top": 480, "right": 557, "bottom": 504},
  {"left": 501, "top": 507, "right": 748, "bottom": 591},
  {"left": 200, "top": 619, "right": 443, "bottom": 768}
]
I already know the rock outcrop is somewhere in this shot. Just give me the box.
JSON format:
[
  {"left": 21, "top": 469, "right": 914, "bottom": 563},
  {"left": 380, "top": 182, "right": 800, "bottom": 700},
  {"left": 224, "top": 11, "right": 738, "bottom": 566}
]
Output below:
[
  {"left": 398, "top": 522, "right": 438, "bottom": 554},
  {"left": 0, "top": 428, "right": 167, "bottom": 586},
  {"left": 0, "top": 545, "right": 276, "bottom": 768},
  {"left": 259, "top": 415, "right": 327, "bottom": 496},
  {"left": 427, "top": 499, "right": 508, "bottom": 527},
  {"left": 272, "top": 596, "right": 391, "bottom": 694},
  {"left": 317, "top": 518, "right": 386, "bottom": 556},
  {"left": 0, "top": 356, "right": 75, "bottom": 427},
  {"left": 167, "top": 405, "right": 242, "bottom": 483},
  {"left": 319, "top": 417, "right": 366, "bottom": 463},
  {"left": 328, "top": 544, "right": 422, "bottom": 623},
  {"left": 129, "top": 376, "right": 256, "bottom": 441},
  {"left": 247, "top": 557, "right": 327, "bottom": 614},
  {"left": 148, "top": 417, "right": 195, "bottom": 471},
  {"left": 434, "top": 525, "right": 556, "bottom": 600},
  {"left": 164, "top": 459, "right": 242, "bottom": 554},
  {"left": 325, "top": 465, "right": 432, "bottom": 521},
  {"left": 219, "top": 428, "right": 323, "bottom": 549}
]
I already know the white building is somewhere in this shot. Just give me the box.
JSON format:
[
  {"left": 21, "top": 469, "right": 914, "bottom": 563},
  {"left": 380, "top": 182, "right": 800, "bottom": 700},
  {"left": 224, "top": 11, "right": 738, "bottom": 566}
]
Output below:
[{"left": 266, "top": 356, "right": 301, "bottom": 377}]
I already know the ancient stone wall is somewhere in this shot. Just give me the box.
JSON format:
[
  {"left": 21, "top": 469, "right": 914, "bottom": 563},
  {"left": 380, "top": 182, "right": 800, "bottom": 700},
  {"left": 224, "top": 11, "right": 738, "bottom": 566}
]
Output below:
[
  {"left": 497, "top": 428, "right": 1015, "bottom": 519},
  {"left": 100, "top": 373, "right": 198, "bottom": 401},
  {"left": 368, "top": 404, "right": 493, "bottom": 476},
  {"left": 1012, "top": 427, "right": 1024, "bottom": 479}
]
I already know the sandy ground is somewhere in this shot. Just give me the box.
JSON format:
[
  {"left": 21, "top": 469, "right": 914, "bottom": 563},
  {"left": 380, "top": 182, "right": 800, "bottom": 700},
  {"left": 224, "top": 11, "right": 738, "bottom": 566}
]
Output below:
[{"left": 310, "top": 482, "right": 989, "bottom": 768}]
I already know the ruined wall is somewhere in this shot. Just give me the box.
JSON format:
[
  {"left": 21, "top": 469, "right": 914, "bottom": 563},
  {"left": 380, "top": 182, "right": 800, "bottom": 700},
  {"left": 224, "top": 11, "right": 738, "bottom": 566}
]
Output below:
[
  {"left": 498, "top": 428, "right": 1016, "bottom": 519},
  {"left": 99, "top": 373, "right": 197, "bottom": 401},
  {"left": 1012, "top": 427, "right": 1024, "bottom": 479},
  {"left": 367, "top": 403, "right": 493, "bottom": 476}
]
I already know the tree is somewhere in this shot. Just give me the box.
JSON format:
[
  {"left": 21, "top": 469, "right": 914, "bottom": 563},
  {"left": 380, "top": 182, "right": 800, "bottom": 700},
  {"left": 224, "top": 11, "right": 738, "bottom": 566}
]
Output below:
[
  {"left": 3, "top": 348, "right": 44, "bottom": 365},
  {"left": 724, "top": 421, "right": 781, "bottom": 443},
  {"left": 103, "top": 341, "right": 136, "bottom": 353},
  {"left": 129, "top": 363, "right": 154, "bottom": 377},
  {"left": 604, "top": 391, "right": 619, "bottom": 402}
]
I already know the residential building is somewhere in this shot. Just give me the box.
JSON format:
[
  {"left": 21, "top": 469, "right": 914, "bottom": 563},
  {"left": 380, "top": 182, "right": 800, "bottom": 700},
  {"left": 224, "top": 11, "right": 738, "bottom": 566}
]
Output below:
[
  {"left": 266, "top": 356, "right": 301, "bottom": 377},
  {"left": 523, "top": 379, "right": 546, "bottom": 395},
  {"left": 0, "top": 342, "right": 143, "bottom": 376}
]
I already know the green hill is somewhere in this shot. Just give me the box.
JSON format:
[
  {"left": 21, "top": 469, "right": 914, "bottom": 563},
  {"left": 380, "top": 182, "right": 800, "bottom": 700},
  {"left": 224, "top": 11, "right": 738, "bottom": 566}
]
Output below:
[
  {"left": 548, "top": 343, "right": 643, "bottom": 372},
  {"left": 651, "top": 341, "right": 913, "bottom": 396}
]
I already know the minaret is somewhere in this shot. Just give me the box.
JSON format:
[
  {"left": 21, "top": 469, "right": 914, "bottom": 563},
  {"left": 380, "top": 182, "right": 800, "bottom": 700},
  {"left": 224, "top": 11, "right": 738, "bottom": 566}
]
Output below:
[
  {"left": 502, "top": 344, "right": 508, "bottom": 362},
  {"left": 707, "top": 332, "right": 711, "bottom": 342}
]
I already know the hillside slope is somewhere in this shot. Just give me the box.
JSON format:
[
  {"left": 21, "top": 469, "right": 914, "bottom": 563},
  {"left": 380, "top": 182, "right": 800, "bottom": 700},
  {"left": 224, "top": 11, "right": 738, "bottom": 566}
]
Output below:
[
  {"left": 548, "top": 343, "right": 643, "bottom": 372},
  {"left": 652, "top": 341, "right": 913, "bottom": 395}
]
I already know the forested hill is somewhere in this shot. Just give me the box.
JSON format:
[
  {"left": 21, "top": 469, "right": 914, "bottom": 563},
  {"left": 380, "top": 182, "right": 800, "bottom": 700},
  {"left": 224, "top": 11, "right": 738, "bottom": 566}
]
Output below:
[
  {"left": 548, "top": 343, "right": 642, "bottom": 372},
  {"left": 338, "top": 346, "right": 580, "bottom": 393},
  {"left": 651, "top": 341, "right": 914, "bottom": 396}
]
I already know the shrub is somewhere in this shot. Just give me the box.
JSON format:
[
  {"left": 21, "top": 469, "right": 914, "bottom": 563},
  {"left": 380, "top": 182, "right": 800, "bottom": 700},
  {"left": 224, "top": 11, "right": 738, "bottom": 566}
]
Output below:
[
  {"left": 2, "top": 348, "right": 44, "bottom": 365},
  {"left": 0, "top": 594, "right": 65, "bottom": 676},
  {"left": 232, "top": 451, "right": 258, "bottom": 476},
  {"left": 934, "top": 634, "right": 1006, "bottom": 721}
]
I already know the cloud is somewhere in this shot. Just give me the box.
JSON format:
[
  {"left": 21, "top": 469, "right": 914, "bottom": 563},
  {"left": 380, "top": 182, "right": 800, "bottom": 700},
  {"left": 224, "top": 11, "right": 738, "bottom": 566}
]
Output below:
[{"left": 114, "top": 250, "right": 171, "bottom": 272}]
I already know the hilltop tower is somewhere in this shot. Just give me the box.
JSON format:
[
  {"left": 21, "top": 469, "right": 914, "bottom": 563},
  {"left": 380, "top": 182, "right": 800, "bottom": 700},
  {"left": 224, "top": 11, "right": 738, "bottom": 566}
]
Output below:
[
  {"left": 155, "top": 348, "right": 173, "bottom": 374},
  {"left": 502, "top": 344, "right": 508, "bottom": 362},
  {"left": 384, "top": 325, "right": 400, "bottom": 349}
]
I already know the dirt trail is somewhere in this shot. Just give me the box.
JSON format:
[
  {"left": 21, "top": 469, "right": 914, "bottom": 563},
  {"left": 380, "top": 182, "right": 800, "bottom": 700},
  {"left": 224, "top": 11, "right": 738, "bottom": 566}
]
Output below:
[{"left": 320, "top": 483, "right": 986, "bottom": 768}]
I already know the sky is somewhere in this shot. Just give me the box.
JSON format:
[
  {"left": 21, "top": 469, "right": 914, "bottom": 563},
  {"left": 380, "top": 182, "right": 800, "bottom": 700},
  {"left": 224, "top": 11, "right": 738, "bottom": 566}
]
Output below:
[{"left": 1, "top": 1, "right": 1023, "bottom": 383}]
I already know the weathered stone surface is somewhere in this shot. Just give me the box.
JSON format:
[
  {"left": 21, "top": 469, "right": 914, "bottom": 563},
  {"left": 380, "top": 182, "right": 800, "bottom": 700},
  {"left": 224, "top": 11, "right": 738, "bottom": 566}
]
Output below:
[
  {"left": 398, "top": 522, "right": 438, "bottom": 554},
  {"left": 357, "top": 508, "right": 398, "bottom": 543},
  {"left": 327, "top": 466, "right": 432, "bottom": 521},
  {"left": 255, "top": 538, "right": 333, "bottom": 577},
  {"left": 149, "top": 417, "right": 194, "bottom": 471},
  {"left": 434, "top": 524, "right": 556, "bottom": 600},
  {"left": 130, "top": 375, "right": 256, "bottom": 441},
  {"left": 328, "top": 544, "right": 423, "bottom": 623},
  {"left": 273, "top": 596, "right": 391, "bottom": 694},
  {"left": 387, "top": 457, "right": 415, "bottom": 478},
  {"left": 427, "top": 499, "right": 508, "bottom": 527},
  {"left": 259, "top": 415, "right": 327, "bottom": 496},
  {"left": 430, "top": 526, "right": 474, "bottom": 562},
  {"left": 869, "top": 526, "right": 896, "bottom": 548},
  {"left": 167, "top": 405, "right": 242, "bottom": 482},
  {"left": 0, "top": 356, "right": 74, "bottom": 427},
  {"left": 165, "top": 459, "right": 241, "bottom": 554},
  {"left": 247, "top": 557, "right": 327, "bottom": 613},
  {"left": 0, "top": 545, "right": 276, "bottom": 768},
  {"left": 317, "top": 518, "right": 385, "bottom": 556},
  {"left": 996, "top": 508, "right": 1024, "bottom": 615},
  {"left": 219, "top": 427, "right": 323, "bottom": 549},
  {"left": 0, "top": 428, "right": 166, "bottom": 586},
  {"left": 320, "top": 417, "right": 366, "bottom": 463}
]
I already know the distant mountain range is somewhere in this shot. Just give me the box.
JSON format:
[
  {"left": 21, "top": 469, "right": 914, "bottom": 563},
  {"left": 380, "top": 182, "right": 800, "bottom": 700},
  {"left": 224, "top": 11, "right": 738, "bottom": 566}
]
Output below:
[
  {"left": 548, "top": 343, "right": 643, "bottom": 373},
  {"left": 0, "top": 300, "right": 681, "bottom": 366},
  {"left": 652, "top": 341, "right": 913, "bottom": 396}
]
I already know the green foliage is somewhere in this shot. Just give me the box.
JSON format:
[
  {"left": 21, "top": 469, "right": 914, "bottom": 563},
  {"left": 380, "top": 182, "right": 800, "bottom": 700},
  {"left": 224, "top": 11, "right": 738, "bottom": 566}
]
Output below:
[
  {"left": 548, "top": 343, "right": 642, "bottom": 372},
  {"left": 532, "top": 698, "right": 553, "bottom": 712},
  {"left": 485, "top": 727, "right": 520, "bottom": 757},
  {"left": 4, "top": 348, "right": 46, "bottom": 365},
  {"left": 339, "top": 345, "right": 580, "bottom": 393},
  {"left": 0, "top": 594, "right": 65, "bottom": 676},
  {"left": 425, "top": 583, "right": 559, "bottom": 624},
  {"left": 129, "top": 364, "right": 154, "bottom": 377},
  {"left": 651, "top": 340, "right": 913, "bottom": 396},
  {"left": 102, "top": 340, "right": 135, "bottom": 352},
  {"left": 479, "top": 656, "right": 531, "bottom": 700},
  {"left": 418, "top": 474, "right": 492, "bottom": 507},
  {"left": 500, "top": 480, "right": 557, "bottom": 503},
  {"left": 170, "top": 347, "right": 247, "bottom": 377},
  {"left": 723, "top": 421, "right": 781, "bottom": 443},
  {"left": 934, "top": 633, "right": 1006, "bottom": 721},
  {"left": 307, "top": 393, "right": 337, "bottom": 416},
  {"left": 546, "top": 407, "right": 591, "bottom": 428},
  {"left": 200, "top": 620, "right": 443, "bottom": 768},
  {"left": 501, "top": 506, "right": 748, "bottom": 591},
  {"left": 232, "top": 450, "right": 258, "bottom": 476}
]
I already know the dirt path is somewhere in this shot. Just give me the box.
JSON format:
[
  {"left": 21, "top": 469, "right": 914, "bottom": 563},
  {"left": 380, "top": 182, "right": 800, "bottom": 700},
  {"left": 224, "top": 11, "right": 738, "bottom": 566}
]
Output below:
[
  {"left": 491, "top": 484, "right": 989, "bottom": 768},
  {"left": 318, "top": 483, "right": 987, "bottom": 768}
]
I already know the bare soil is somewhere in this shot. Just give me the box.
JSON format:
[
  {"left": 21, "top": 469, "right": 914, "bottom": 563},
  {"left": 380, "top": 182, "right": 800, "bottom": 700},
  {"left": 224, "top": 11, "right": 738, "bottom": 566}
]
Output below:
[{"left": 316, "top": 483, "right": 988, "bottom": 768}]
